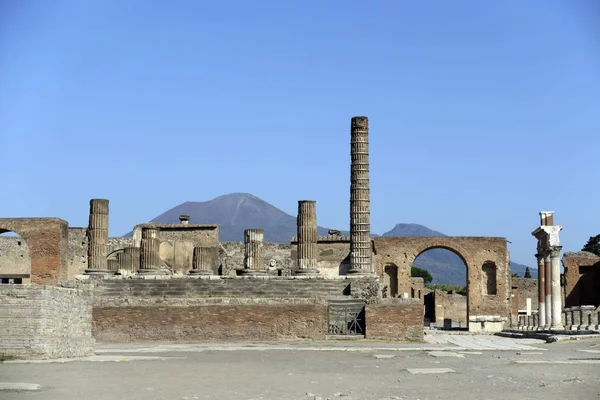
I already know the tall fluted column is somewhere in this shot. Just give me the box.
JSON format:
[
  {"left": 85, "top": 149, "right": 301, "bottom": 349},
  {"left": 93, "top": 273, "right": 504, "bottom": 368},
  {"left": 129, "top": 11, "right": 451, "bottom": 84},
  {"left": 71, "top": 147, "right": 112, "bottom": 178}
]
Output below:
[
  {"left": 536, "top": 253, "right": 546, "bottom": 329},
  {"left": 550, "top": 246, "right": 564, "bottom": 329},
  {"left": 544, "top": 252, "right": 552, "bottom": 328},
  {"left": 296, "top": 200, "right": 319, "bottom": 275},
  {"left": 85, "top": 199, "right": 112, "bottom": 275},
  {"left": 348, "top": 116, "right": 373, "bottom": 274},
  {"left": 242, "top": 229, "right": 266, "bottom": 275},
  {"left": 138, "top": 226, "right": 165, "bottom": 274},
  {"left": 189, "top": 246, "right": 214, "bottom": 275}
]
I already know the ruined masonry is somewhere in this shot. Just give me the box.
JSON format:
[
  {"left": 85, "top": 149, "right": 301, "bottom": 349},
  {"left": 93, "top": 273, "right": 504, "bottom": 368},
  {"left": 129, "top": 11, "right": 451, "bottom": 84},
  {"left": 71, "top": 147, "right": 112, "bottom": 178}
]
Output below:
[{"left": 189, "top": 246, "right": 214, "bottom": 275}]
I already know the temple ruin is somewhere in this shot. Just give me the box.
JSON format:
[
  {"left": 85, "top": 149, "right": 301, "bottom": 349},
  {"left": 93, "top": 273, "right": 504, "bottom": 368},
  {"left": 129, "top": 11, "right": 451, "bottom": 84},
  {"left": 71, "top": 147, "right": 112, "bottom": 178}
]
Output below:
[{"left": 1, "top": 115, "right": 596, "bottom": 359}]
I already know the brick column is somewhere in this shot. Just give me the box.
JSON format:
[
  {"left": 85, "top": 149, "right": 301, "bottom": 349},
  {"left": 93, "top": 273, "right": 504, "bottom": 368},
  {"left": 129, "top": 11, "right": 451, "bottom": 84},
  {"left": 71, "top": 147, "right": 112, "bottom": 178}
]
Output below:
[
  {"left": 242, "top": 229, "right": 266, "bottom": 275},
  {"left": 84, "top": 199, "right": 112, "bottom": 275},
  {"left": 138, "top": 226, "right": 165, "bottom": 274},
  {"left": 348, "top": 116, "right": 373, "bottom": 275},
  {"left": 295, "top": 200, "right": 319, "bottom": 275},
  {"left": 550, "top": 246, "right": 564, "bottom": 330},
  {"left": 189, "top": 246, "right": 214, "bottom": 275}
]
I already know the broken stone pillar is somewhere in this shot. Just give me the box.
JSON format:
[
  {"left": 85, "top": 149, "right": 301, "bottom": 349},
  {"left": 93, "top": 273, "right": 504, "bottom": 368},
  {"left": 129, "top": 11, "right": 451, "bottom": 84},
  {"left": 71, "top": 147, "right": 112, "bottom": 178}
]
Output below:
[
  {"left": 107, "top": 259, "right": 118, "bottom": 273},
  {"left": 532, "top": 313, "right": 538, "bottom": 329},
  {"left": 348, "top": 116, "right": 373, "bottom": 275},
  {"left": 591, "top": 309, "right": 600, "bottom": 331},
  {"left": 138, "top": 226, "right": 165, "bottom": 274},
  {"left": 295, "top": 200, "right": 319, "bottom": 275},
  {"left": 242, "top": 229, "right": 266, "bottom": 275},
  {"left": 189, "top": 246, "right": 214, "bottom": 275},
  {"left": 580, "top": 305, "right": 595, "bottom": 330},
  {"left": 179, "top": 215, "right": 190, "bottom": 225},
  {"left": 84, "top": 199, "right": 112, "bottom": 275},
  {"left": 550, "top": 246, "right": 564, "bottom": 329},
  {"left": 536, "top": 252, "right": 546, "bottom": 329},
  {"left": 118, "top": 247, "right": 140, "bottom": 275},
  {"left": 564, "top": 308, "right": 572, "bottom": 329},
  {"left": 544, "top": 252, "right": 552, "bottom": 329},
  {"left": 570, "top": 306, "right": 580, "bottom": 330}
]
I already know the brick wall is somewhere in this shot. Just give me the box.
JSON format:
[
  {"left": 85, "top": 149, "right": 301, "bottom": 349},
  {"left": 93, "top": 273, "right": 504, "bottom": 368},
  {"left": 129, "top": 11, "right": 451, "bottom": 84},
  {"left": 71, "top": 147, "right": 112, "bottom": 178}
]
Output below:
[
  {"left": 563, "top": 251, "right": 600, "bottom": 307},
  {"left": 511, "top": 277, "right": 538, "bottom": 310},
  {"left": 93, "top": 304, "right": 327, "bottom": 342},
  {"left": 0, "top": 236, "right": 30, "bottom": 276},
  {"left": 365, "top": 299, "right": 423, "bottom": 341},
  {"left": 0, "top": 285, "right": 94, "bottom": 359}
]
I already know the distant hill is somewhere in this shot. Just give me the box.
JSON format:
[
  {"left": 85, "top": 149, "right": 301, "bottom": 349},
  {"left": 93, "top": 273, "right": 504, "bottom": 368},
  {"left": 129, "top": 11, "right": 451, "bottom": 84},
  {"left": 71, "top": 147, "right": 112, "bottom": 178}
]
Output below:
[{"left": 126, "top": 193, "right": 535, "bottom": 285}]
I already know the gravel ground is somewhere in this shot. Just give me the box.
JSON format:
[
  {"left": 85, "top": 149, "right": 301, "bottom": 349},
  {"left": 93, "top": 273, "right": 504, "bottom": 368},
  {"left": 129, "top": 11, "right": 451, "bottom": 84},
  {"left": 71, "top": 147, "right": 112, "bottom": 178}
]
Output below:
[{"left": 1, "top": 336, "right": 599, "bottom": 400}]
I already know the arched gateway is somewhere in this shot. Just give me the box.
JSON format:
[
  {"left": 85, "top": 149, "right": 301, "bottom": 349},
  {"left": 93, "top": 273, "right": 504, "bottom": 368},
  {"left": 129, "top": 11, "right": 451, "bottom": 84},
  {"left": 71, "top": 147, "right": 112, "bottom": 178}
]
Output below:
[{"left": 372, "top": 236, "right": 511, "bottom": 332}]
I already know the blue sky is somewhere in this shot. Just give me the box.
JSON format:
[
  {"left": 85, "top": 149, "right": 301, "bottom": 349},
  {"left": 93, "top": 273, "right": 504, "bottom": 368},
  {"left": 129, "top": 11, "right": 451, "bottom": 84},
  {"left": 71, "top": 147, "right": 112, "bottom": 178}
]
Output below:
[{"left": 1, "top": 1, "right": 599, "bottom": 266}]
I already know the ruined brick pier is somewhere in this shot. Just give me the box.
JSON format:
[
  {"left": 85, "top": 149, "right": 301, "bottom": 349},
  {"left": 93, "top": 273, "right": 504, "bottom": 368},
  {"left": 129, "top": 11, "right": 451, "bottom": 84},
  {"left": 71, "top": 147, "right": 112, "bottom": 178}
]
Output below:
[
  {"left": 84, "top": 199, "right": 111, "bottom": 275},
  {"left": 295, "top": 200, "right": 319, "bottom": 275},
  {"left": 348, "top": 116, "right": 373, "bottom": 274},
  {"left": 242, "top": 228, "right": 266, "bottom": 275}
]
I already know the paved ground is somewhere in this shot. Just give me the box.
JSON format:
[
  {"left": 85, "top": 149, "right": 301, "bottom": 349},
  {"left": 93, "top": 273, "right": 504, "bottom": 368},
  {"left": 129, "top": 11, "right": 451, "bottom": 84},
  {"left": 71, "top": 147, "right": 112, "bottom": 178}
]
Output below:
[{"left": 1, "top": 335, "right": 599, "bottom": 400}]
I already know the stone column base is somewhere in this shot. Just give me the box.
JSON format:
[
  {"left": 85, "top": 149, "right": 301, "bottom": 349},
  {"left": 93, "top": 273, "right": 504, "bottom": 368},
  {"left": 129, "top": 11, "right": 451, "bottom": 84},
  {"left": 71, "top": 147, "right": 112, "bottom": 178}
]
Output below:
[
  {"left": 84, "top": 269, "right": 114, "bottom": 275},
  {"left": 137, "top": 269, "right": 170, "bottom": 275},
  {"left": 188, "top": 270, "right": 212, "bottom": 275},
  {"left": 295, "top": 269, "right": 320, "bottom": 276},
  {"left": 241, "top": 269, "right": 268, "bottom": 276}
]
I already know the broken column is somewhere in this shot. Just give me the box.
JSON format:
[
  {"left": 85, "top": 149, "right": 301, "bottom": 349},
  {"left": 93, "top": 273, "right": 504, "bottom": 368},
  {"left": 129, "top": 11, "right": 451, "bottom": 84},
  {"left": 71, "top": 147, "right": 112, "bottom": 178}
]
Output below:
[
  {"left": 580, "top": 305, "right": 595, "bottom": 330},
  {"left": 295, "top": 200, "right": 319, "bottom": 275},
  {"left": 348, "top": 116, "right": 373, "bottom": 275},
  {"left": 242, "top": 229, "right": 266, "bottom": 275},
  {"left": 84, "top": 199, "right": 112, "bottom": 275},
  {"left": 138, "top": 226, "right": 165, "bottom": 274},
  {"left": 550, "top": 245, "right": 564, "bottom": 329},
  {"left": 117, "top": 247, "right": 140, "bottom": 275},
  {"left": 189, "top": 246, "right": 214, "bottom": 275}
]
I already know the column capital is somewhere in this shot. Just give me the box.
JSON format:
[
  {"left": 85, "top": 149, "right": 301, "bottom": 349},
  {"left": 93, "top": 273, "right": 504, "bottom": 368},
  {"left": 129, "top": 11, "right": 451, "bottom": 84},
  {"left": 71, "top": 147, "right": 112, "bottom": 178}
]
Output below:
[{"left": 549, "top": 246, "right": 562, "bottom": 258}]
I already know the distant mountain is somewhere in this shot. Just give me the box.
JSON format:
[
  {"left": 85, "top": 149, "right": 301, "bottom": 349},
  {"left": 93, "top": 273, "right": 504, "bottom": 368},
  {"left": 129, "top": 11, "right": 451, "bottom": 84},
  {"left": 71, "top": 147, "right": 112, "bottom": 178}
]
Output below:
[
  {"left": 126, "top": 193, "right": 535, "bottom": 285},
  {"left": 136, "top": 193, "right": 340, "bottom": 243}
]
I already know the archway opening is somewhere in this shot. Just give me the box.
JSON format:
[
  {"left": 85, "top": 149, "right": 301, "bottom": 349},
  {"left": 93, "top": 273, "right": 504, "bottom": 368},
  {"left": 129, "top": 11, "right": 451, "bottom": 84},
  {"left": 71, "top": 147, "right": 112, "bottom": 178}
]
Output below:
[
  {"left": 0, "top": 231, "right": 31, "bottom": 284},
  {"left": 415, "top": 247, "right": 468, "bottom": 330}
]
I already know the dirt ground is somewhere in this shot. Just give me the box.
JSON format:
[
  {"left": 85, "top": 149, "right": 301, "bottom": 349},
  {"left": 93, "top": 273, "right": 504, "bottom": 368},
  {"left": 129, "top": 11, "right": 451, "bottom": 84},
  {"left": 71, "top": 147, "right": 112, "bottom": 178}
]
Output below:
[{"left": 1, "top": 336, "right": 599, "bottom": 400}]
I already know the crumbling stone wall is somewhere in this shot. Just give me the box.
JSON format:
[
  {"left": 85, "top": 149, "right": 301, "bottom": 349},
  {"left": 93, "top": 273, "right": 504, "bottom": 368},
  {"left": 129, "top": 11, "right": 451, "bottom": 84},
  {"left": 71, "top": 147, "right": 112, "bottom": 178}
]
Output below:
[
  {"left": 563, "top": 251, "right": 600, "bottom": 307},
  {"left": 290, "top": 238, "right": 351, "bottom": 277},
  {"left": 430, "top": 290, "right": 467, "bottom": 325},
  {"left": 220, "top": 242, "right": 293, "bottom": 275},
  {"left": 511, "top": 277, "right": 538, "bottom": 311},
  {"left": 372, "top": 236, "right": 510, "bottom": 326},
  {"left": 0, "top": 285, "right": 94, "bottom": 359},
  {"left": 68, "top": 228, "right": 88, "bottom": 278},
  {"left": 0, "top": 236, "right": 31, "bottom": 277},
  {"left": 0, "top": 218, "right": 69, "bottom": 285}
]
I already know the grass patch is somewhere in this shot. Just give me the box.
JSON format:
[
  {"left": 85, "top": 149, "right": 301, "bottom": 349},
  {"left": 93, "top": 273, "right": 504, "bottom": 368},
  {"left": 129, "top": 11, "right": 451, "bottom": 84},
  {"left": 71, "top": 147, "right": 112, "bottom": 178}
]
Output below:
[{"left": 0, "top": 354, "right": 20, "bottom": 362}]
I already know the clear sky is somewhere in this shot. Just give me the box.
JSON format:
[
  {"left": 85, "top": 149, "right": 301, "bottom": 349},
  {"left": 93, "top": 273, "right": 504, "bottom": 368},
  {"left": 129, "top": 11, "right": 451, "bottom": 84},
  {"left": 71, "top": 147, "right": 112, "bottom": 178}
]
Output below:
[{"left": 1, "top": 1, "right": 599, "bottom": 266}]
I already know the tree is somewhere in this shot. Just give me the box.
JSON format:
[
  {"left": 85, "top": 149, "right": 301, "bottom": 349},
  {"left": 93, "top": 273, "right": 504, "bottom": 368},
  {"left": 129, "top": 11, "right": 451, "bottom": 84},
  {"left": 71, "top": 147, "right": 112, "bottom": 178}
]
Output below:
[
  {"left": 411, "top": 266, "right": 433, "bottom": 284},
  {"left": 524, "top": 267, "right": 532, "bottom": 279},
  {"left": 582, "top": 234, "right": 600, "bottom": 257},
  {"left": 511, "top": 272, "right": 520, "bottom": 278}
]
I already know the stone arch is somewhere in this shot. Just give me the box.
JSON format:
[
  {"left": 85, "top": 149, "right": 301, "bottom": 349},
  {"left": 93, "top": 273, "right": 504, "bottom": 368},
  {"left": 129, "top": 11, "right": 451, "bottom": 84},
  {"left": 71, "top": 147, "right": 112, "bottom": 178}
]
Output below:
[
  {"left": 372, "top": 236, "right": 511, "bottom": 332},
  {"left": 410, "top": 244, "right": 471, "bottom": 326},
  {"left": 0, "top": 218, "right": 69, "bottom": 285}
]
